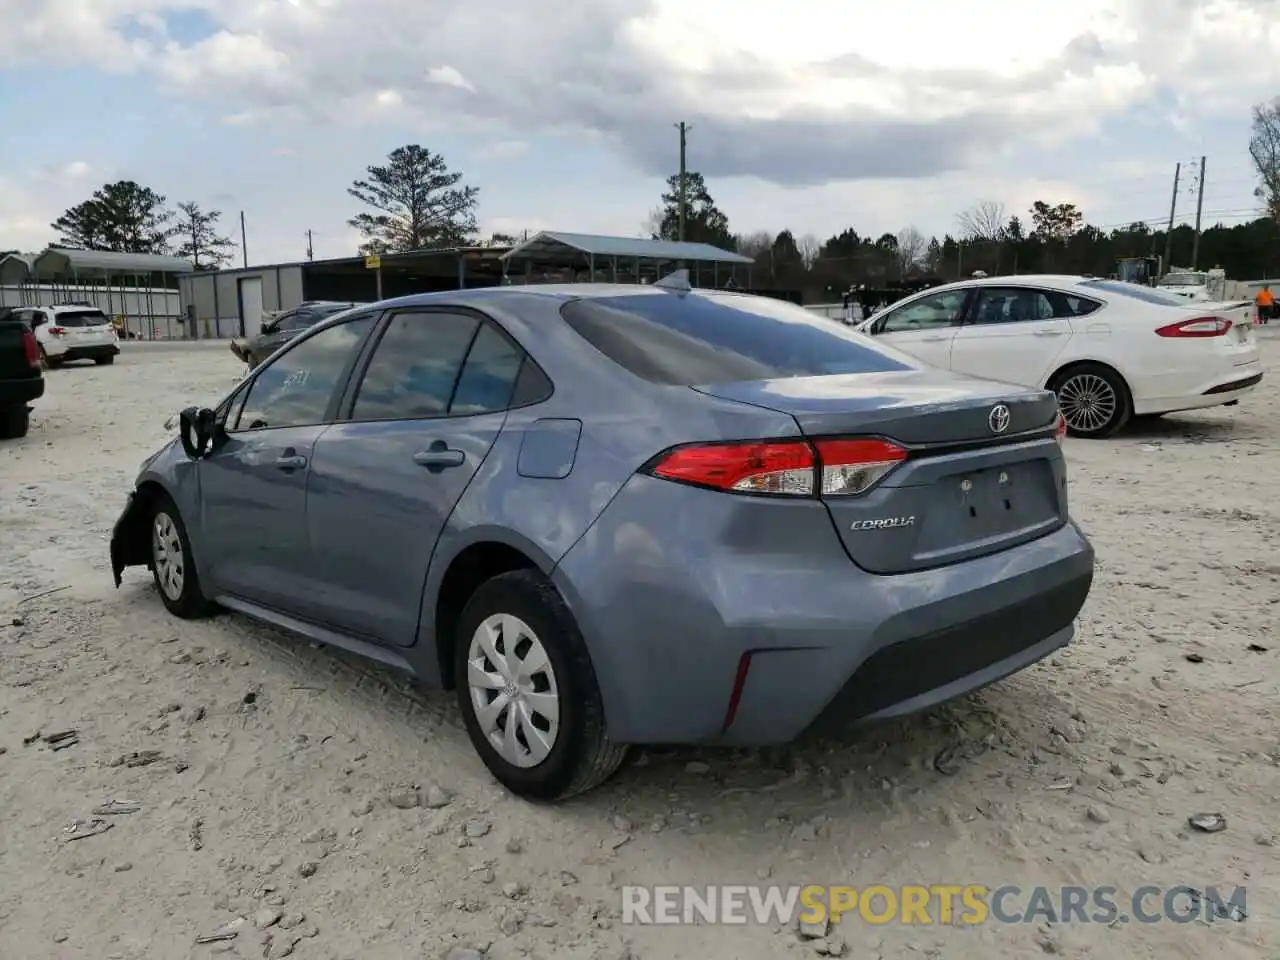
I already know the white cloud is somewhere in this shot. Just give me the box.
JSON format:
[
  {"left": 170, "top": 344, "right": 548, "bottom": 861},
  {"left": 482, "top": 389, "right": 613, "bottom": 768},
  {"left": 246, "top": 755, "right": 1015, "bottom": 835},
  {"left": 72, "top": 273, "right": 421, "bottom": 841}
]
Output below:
[{"left": 476, "top": 140, "right": 528, "bottom": 160}]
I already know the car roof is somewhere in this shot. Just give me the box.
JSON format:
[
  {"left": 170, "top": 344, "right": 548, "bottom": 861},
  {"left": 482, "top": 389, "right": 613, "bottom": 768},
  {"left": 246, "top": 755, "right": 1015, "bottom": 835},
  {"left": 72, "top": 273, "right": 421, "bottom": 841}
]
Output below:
[
  {"left": 366, "top": 283, "right": 743, "bottom": 313},
  {"left": 41, "top": 303, "right": 109, "bottom": 314}
]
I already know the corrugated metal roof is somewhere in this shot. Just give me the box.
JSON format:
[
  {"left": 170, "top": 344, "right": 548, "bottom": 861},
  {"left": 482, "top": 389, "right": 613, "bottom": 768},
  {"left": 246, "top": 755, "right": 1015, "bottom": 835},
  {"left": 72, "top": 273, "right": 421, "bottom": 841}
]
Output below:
[
  {"left": 501, "top": 230, "right": 753, "bottom": 265},
  {"left": 33, "top": 248, "right": 193, "bottom": 276}
]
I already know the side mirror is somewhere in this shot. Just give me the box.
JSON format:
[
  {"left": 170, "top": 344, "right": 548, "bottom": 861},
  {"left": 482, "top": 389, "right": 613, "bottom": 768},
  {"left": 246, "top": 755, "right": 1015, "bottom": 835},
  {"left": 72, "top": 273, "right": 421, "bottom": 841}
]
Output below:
[{"left": 178, "top": 406, "right": 220, "bottom": 459}]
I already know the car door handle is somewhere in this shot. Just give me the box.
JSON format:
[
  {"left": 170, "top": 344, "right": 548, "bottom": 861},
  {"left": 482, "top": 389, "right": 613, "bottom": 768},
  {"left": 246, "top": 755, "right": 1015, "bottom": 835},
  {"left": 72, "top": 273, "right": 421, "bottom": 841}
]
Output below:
[
  {"left": 274, "top": 454, "right": 308, "bottom": 470},
  {"left": 921, "top": 335, "right": 949, "bottom": 342},
  {"left": 413, "top": 449, "right": 465, "bottom": 468},
  {"left": 1034, "top": 330, "right": 1065, "bottom": 337}
]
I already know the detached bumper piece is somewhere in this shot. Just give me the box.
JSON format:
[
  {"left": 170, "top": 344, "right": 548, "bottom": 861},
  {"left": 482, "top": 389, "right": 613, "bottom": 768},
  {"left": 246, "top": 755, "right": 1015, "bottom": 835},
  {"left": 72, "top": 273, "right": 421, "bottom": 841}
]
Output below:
[
  {"left": 109, "top": 492, "right": 151, "bottom": 587},
  {"left": 1203, "top": 372, "right": 1262, "bottom": 395}
]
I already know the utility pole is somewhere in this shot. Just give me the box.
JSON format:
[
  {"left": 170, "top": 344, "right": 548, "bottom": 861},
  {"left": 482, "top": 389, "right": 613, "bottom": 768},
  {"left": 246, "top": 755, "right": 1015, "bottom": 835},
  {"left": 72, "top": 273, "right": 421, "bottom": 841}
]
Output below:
[
  {"left": 306, "top": 229, "right": 314, "bottom": 262},
  {"left": 240, "top": 211, "right": 248, "bottom": 268},
  {"left": 1161, "top": 163, "right": 1180, "bottom": 277},
  {"left": 675, "top": 121, "right": 689, "bottom": 243},
  {"left": 1191, "top": 156, "right": 1206, "bottom": 269}
]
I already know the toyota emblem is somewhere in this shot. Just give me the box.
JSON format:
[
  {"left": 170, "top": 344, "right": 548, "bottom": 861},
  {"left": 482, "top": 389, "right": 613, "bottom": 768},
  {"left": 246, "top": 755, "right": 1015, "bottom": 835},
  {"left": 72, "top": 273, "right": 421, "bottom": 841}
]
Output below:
[{"left": 988, "top": 404, "right": 1011, "bottom": 434}]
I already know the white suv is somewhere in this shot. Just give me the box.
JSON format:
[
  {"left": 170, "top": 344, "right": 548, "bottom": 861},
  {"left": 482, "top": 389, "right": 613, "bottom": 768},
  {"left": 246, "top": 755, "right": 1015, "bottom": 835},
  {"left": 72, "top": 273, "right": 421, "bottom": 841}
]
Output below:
[{"left": 12, "top": 304, "right": 121, "bottom": 367}]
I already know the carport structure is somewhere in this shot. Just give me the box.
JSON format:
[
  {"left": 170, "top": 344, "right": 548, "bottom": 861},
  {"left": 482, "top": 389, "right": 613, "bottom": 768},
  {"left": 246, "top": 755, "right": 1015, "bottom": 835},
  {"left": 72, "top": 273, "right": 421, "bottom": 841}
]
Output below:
[
  {"left": 499, "top": 231, "right": 754, "bottom": 288},
  {"left": 0, "top": 248, "right": 192, "bottom": 338}
]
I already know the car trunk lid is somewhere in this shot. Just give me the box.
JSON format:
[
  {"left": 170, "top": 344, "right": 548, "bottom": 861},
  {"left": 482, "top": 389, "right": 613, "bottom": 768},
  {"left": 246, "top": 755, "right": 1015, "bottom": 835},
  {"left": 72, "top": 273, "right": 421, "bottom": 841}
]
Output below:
[{"left": 692, "top": 370, "right": 1067, "bottom": 574}]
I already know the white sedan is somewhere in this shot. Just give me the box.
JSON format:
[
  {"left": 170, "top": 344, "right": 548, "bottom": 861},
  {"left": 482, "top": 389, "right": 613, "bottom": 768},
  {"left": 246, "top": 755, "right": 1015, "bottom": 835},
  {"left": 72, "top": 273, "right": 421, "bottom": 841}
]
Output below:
[{"left": 856, "top": 275, "right": 1262, "bottom": 438}]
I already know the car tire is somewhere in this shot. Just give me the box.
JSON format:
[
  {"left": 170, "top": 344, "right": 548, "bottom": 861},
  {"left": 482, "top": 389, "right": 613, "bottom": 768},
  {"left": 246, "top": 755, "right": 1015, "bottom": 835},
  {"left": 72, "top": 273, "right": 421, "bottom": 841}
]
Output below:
[
  {"left": 0, "top": 405, "right": 30, "bottom": 439},
  {"left": 148, "top": 494, "right": 216, "bottom": 619},
  {"left": 1050, "top": 363, "right": 1132, "bottom": 439},
  {"left": 454, "top": 569, "right": 628, "bottom": 801},
  {"left": 95, "top": 355, "right": 114, "bottom": 365}
]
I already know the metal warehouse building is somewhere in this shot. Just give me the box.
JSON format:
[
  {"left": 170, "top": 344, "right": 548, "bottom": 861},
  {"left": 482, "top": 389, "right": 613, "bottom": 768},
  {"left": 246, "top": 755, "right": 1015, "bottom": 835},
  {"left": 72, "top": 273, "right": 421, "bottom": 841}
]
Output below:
[{"left": 178, "top": 231, "right": 755, "bottom": 338}]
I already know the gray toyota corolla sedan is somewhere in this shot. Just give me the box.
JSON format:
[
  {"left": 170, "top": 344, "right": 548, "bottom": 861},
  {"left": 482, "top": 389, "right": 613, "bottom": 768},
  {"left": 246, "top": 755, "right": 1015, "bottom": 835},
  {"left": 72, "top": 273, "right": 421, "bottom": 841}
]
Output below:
[{"left": 110, "top": 274, "right": 1094, "bottom": 801}]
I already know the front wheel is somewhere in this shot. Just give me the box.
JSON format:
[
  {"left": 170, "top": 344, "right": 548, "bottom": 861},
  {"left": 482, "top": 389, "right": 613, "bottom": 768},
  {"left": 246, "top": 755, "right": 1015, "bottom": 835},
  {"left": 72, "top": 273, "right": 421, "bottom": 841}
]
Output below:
[
  {"left": 1051, "top": 363, "right": 1132, "bottom": 439},
  {"left": 454, "top": 570, "right": 628, "bottom": 801},
  {"left": 149, "top": 495, "right": 216, "bottom": 618}
]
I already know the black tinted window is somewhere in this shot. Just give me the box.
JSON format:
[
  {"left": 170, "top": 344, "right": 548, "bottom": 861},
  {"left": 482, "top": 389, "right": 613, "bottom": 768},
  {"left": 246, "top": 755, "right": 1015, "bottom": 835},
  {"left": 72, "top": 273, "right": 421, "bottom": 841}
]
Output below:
[
  {"left": 277, "top": 311, "right": 312, "bottom": 331},
  {"left": 351, "top": 312, "right": 478, "bottom": 420},
  {"left": 236, "top": 317, "right": 374, "bottom": 430},
  {"left": 560, "top": 292, "right": 913, "bottom": 385},
  {"left": 54, "top": 310, "right": 109, "bottom": 328},
  {"left": 451, "top": 323, "right": 524, "bottom": 415}
]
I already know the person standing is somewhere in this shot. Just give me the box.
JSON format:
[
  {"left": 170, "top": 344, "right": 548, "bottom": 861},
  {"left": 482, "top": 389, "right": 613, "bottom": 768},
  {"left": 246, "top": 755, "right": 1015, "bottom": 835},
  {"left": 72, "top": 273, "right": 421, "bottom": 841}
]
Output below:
[{"left": 1255, "top": 284, "right": 1274, "bottom": 325}]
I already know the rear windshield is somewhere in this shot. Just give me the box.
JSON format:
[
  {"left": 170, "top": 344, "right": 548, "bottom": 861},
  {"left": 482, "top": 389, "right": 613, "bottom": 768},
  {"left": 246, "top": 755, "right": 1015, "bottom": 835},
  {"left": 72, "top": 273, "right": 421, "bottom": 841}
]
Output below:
[
  {"left": 559, "top": 292, "right": 914, "bottom": 385},
  {"left": 1077, "top": 280, "right": 1188, "bottom": 306},
  {"left": 55, "top": 310, "right": 110, "bottom": 327}
]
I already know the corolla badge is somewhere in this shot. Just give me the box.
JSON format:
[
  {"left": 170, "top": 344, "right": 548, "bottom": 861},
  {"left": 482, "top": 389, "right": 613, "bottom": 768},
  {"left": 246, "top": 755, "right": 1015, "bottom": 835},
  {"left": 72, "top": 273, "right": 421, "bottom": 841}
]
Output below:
[
  {"left": 850, "top": 517, "right": 916, "bottom": 531},
  {"left": 988, "top": 404, "right": 1011, "bottom": 434}
]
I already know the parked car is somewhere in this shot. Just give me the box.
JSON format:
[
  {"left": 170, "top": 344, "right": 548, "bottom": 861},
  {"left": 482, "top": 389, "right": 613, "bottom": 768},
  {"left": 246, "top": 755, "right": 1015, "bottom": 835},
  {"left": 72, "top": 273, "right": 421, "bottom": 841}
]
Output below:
[
  {"left": 856, "top": 275, "right": 1262, "bottom": 438},
  {"left": 230, "top": 301, "right": 358, "bottom": 369},
  {"left": 7, "top": 304, "right": 120, "bottom": 367},
  {"left": 0, "top": 309, "right": 45, "bottom": 438},
  {"left": 110, "top": 277, "right": 1095, "bottom": 800}
]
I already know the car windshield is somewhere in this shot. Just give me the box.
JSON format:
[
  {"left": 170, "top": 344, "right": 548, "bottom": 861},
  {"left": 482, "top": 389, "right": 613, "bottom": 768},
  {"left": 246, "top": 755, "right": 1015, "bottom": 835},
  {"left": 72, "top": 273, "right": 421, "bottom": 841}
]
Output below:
[
  {"left": 1077, "top": 279, "right": 1190, "bottom": 306},
  {"left": 55, "top": 310, "right": 109, "bottom": 327},
  {"left": 559, "top": 291, "right": 915, "bottom": 385}
]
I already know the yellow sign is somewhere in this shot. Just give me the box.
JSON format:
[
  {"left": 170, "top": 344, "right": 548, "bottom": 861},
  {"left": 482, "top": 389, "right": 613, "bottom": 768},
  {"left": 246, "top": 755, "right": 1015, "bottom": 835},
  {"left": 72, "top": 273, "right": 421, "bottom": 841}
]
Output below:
[{"left": 364, "top": 254, "right": 381, "bottom": 270}]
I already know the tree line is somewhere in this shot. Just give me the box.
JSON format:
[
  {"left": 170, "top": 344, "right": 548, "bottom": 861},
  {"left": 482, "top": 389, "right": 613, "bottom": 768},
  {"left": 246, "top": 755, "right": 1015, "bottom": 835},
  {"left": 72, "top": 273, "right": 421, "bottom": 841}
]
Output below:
[{"left": 30, "top": 96, "right": 1280, "bottom": 288}]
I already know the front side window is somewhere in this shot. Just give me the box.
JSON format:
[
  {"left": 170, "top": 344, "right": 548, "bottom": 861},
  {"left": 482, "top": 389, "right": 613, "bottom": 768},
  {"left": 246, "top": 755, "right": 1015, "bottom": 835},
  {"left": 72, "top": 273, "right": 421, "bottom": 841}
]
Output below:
[
  {"left": 878, "top": 290, "right": 969, "bottom": 333},
  {"left": 234, "top": 316, "right": 374, "bottom": 431}
]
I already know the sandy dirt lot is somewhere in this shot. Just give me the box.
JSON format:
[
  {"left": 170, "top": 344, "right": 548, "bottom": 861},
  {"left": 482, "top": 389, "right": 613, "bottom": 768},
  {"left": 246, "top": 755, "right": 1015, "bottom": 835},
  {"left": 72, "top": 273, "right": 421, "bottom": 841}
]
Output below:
[{"left": 1, "top": 339, "right": 1276, "bottom": 960}]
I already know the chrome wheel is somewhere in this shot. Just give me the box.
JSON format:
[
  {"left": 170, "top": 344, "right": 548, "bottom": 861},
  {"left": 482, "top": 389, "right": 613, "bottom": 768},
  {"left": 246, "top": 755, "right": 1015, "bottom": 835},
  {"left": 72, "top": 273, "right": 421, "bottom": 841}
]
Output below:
[
  {"left": 152, "top": 511, "right": 184, "bottom": 601},
  {"left": 1057, "top": 373, "right": 1118, "bottom": 434},
  {"left": 466, "top": 613, "right": 560, "bottom": 768}
]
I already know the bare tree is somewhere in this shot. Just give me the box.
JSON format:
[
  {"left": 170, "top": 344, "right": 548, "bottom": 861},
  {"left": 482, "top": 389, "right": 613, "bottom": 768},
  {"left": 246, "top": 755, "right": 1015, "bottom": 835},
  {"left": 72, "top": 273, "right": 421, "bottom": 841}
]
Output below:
[
  {"left": 1249, "top": 99, "right": 1280, "bottom": 221},
  {"left": 956, "top": 200, "right": 1007, "bottom": 241},
  {"left": 796, "top": 233, "right": 821, "bottom": 269},
  {"left": 736, "top": 230, "right": 775, "bottom": 259},
  {"left": 895, "top": 226, "right": 927, "bottom": 277}
]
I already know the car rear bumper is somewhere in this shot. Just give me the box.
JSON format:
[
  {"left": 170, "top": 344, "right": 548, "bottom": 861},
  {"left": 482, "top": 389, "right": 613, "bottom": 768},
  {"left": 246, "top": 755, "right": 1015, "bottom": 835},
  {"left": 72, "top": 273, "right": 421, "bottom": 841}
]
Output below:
[
  {"left": 553, "top": 474, "right": 1094, "bottom": 746},
  {"left": 0, "top": 374, "right": 44, "bottom": 407},
  {"left": 1132, "top": 361, "right": 1263, "bottom": 415},
  {"left": 52, "top": 343, "right": 120, "bottom": 361}
]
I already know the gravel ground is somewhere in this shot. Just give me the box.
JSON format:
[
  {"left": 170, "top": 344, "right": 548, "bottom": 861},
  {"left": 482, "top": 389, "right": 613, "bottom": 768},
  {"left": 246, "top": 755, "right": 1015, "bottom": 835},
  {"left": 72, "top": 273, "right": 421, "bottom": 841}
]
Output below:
[{"left": 1, "top": 339, "right": 1276, "bottom": 960}]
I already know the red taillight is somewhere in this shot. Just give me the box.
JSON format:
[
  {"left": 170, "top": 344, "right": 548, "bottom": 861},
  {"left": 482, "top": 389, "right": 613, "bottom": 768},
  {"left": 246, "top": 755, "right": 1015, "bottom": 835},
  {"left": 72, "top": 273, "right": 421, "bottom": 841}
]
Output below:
[
  {"left": 1054, "top": 412, "right": 1067, "bottom": 444},
  {"left": 812, "top": 437, "right": 908, "bottom": 495},
  {"left": 650, "top": 440, "right": 816, "bottom": 495},
  {"left": 646, "top": 436, "right": 907, "bottom": 497},
  {"left": 47, "top": 326, "right": 66, "bottom": 336},
  {"left": 1155, "top": 316, "right": 1231, "bottom": 338},
  {"left": 21, "top": 328, "right": 39, "bottom": 368}
]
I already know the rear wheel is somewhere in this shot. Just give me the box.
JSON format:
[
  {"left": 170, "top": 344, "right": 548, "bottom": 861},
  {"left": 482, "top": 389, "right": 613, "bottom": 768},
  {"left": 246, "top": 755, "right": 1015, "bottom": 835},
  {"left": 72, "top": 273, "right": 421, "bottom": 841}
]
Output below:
[
  {"left": 454, "top": 570, "right": 628, "bottom": 801},
  {"left": 1050, "top": 363, "right": 1132, "bottom": 439},
  {"left": 149, "top": 495, "right": 216, "bottom": 618},
  {"left": 0, "top": 405, "right": 30, "bottom": 439}
]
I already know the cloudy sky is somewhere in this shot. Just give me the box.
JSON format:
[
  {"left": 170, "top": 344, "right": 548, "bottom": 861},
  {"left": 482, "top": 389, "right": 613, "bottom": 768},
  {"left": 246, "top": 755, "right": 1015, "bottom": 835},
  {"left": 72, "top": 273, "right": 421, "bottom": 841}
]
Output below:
[{"left": 0, "top": 0, "right": 1275, "bottom": 264}]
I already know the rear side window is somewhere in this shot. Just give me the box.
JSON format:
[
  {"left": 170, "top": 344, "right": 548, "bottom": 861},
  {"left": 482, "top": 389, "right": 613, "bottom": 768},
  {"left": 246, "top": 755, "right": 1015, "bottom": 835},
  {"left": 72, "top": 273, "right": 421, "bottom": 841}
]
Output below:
[
  {"left": 559, "top": 292, "right": 913, "bottom": 385},
  {"left": 352, "top": 311, "right": 479, "bottom": 420},
  {"left": 450, "top": 323, "right": 524, "bottom": 415},
  {"left": 1077, "top": 280, "right": 1187, "bottom": 306}
]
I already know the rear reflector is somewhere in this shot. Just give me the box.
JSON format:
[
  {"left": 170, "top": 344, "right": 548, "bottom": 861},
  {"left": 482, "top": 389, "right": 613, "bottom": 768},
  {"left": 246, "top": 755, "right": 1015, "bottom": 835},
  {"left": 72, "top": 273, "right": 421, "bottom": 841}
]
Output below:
[
  {"left": 646, "top": 437, "right": 908, "bottom": 497},
  {"left": 1155, "top": 316, "right": 1231, "bottom": 338},
  {"left": 1054, "top": 412, "right": 1066, "bottom": 444}
]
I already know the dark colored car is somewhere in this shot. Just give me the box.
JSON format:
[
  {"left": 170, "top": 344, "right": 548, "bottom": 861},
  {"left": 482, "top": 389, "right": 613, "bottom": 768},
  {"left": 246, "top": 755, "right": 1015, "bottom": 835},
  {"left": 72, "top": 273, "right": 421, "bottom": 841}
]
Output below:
[
  {"left": 0, "top": 309, "right": 45, "bottom": 438},
  {"left": 230, "top": 301, "right": 357, "bottom": 368}
]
